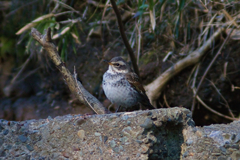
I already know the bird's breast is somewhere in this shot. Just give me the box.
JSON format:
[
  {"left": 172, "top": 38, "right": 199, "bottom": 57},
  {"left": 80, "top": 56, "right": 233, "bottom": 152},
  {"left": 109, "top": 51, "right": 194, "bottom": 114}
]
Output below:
[{"left": 102, "top": 72, "right": 139, "bottom": 107}]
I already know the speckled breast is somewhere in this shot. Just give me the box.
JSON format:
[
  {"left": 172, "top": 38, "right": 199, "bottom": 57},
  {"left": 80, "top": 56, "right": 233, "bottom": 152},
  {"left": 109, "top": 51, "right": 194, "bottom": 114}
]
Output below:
[{"left": 103, "top": 73, "right": 139, "bottom": 107}]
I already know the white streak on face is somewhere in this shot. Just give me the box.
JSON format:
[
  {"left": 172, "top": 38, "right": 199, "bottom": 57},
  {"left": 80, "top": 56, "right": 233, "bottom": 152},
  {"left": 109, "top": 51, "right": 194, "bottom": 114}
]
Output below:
[
  {"left": 107, "top": 64, "right": 128, "bottom": 74},
  {"left": 117, "top": 61, "right": 125, "bottom": 66}
]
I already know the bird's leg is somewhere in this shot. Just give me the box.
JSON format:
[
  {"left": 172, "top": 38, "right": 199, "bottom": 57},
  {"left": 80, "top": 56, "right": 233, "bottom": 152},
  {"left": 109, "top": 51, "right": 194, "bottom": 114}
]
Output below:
[{"left": 115, "top": 105, "right": 121, "bottom": 113}]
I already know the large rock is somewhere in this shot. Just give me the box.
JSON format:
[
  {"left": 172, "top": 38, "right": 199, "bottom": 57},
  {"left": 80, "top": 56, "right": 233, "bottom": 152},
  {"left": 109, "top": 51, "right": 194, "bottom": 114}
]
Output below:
[{"left": 0, "top": 107, "right": 239, "bottom": 160}]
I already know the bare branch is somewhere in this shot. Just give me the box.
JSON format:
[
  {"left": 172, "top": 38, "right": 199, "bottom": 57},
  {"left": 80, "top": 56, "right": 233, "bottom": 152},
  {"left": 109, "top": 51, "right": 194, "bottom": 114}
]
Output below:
[
  {"left": 31, "top": 27, "right": 110, "bottom": 114},
  {"left": 110, "top": 0, "right": 140, "bottom": 77},
  {"left": 145, "top": 27, "right": 224, "bottom": 104}
]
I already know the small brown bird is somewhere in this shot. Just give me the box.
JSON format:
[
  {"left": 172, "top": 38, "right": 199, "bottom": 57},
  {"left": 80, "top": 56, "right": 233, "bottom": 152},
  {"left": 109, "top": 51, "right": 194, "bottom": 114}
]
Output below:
[{"left": 102, "top": 56, "right": 155, "bottom": 112}]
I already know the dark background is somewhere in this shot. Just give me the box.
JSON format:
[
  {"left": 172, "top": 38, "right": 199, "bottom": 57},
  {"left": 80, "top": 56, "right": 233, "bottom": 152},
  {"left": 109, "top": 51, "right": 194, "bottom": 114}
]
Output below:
[{"left": 0, "top": 0, "right": 240, "bottom": 126}]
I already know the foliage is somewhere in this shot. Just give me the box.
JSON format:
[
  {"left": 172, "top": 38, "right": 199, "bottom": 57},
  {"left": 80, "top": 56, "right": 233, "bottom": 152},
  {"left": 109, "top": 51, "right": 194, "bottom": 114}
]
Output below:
[
  {"left": 3, "top": 0, "right": 239, "bottom": 60},
  {"left": 0, "top": 0, "right": 81, "bottom": 60}
]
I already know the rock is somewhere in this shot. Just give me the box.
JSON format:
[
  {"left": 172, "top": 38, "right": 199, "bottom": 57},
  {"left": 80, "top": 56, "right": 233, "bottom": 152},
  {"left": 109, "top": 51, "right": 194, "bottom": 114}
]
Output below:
[
  {"left": 0, "top": 107, "right": 239, "bottom": 159},
  {"left": 26, "top": 144, "right": 34, "bottom": 151},
  {"left": 3, "top": 129, "right": 8, "bottom": 135},
  {"left": 231, "top": 151, "right": 240, "bottom": 160},
  {"left": 18, "top": 135, "right": 27, "bottom": 143},
  {"left": 181, "top": 120, "right": 240, "bottom": 159},
  {"left": 77, "top": 130, "right": 85, "bottom": 140},
  {"left": 140, "top": 118, "right": 153, "bottom": 129}
]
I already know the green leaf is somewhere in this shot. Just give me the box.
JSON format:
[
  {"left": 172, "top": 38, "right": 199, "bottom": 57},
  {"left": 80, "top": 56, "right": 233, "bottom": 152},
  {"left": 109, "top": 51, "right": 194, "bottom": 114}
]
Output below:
[
  {"left": 139, "top": 4, "right": 149, "bottom": 9},
  {"left": 0, "top": 37, "right": 15, "bottom": 57},
  {"left": 178, "top": 0, "right": 186, "bottom": 11},
  {"left": 133, "top": 11, "right": 144, "bottom": 18},
  {"left": 159, "top": 0, "right": 165, "bottom": 4},
  {"left": 149, "top": 9, "right": 156, "bottom": 31},
  {"left": 61, "top": 39, "right": 67, "bottom": 61},
  {"left": 149, "top": 0, "right": 154, "bottom": 10},
  {"left": 116, "top": 0, "right": 125, "bottom": 5},
  {"left": 25, "top": 37, "right": 33, "bottom": 54},
  {"left": 148, "top": 0, "right": 156, "bottom": 31},
  {"left": 175, "top": 15, "right": 180, "bottom": 39},
  {"left": 73, "top": 45, "right": 77, "bottom": 54}
]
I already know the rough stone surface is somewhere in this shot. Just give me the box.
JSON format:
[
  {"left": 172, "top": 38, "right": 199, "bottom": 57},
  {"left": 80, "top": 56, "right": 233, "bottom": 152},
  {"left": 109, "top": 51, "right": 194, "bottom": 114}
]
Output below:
[
  {"left": 0, "top": 107, "right": 192, "bottom": 159},
  {"left": 0, "top": 107, "right": 239, "bottom": 159},
  {"left": 181, "top": 120, "right": 240, "bottom": 160}
]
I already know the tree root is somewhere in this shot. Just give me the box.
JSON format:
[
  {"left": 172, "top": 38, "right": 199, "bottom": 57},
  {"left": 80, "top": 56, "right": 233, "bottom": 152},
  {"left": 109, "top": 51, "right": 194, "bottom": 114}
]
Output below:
[{"left": 145, "top": 27, "right": 224, "bottom": 104}]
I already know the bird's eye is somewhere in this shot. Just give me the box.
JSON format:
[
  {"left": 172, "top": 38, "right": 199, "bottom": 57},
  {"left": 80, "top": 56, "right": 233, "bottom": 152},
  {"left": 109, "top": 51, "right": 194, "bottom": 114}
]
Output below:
[{"left": 115, "top": 63, "right": 120, "bottom": 66}]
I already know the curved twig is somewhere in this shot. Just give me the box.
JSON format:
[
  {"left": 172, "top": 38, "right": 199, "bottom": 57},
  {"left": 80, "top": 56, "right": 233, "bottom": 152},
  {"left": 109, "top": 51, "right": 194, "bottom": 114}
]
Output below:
[
  {"left": 145, "top": 27, "right": 224, "bottom": 104},
  {"left": 109, "top": 0, "right": 140, "bottom": 77},
  {"left": 207, "top": 79, "right": 235, "bottom": 118},
  {"left": 193, "top": 89, "right": 238, "bottom": 121},
  {"left": 31, "top": 27, "right": 110, "bottom": 114}
]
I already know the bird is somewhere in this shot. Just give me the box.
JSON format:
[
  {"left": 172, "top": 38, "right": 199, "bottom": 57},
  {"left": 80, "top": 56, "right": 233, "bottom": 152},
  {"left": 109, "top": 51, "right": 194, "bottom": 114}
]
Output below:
[{"left": 102, "top": 56, "right": 155, "bottom": 112}]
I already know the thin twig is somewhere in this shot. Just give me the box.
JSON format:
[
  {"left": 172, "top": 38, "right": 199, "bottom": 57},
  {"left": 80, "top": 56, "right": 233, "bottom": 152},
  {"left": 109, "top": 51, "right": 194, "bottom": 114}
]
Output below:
[
  {"left": 136, "top": 18, "right": 142, "bottom": 65},
  {"left": 207, "top": 79, "right": 235, "bottom": 118},
  {"left": 192, "top": 27, "right": 234, "bottom": 112},
  {"left": 223, "top": 62, "right": 228, "bottom": 78},
  {"left": 54, "top": 11, "right": 80, "bottom": 17},
  {"left": 53, "top": 0, "right": 78, "bottom": 12},
  {"left": 129, "top": 25, "right": 136, "bottom": 49},
  {"left": 10, "top": 51, "right": 34, "bottom": 84},
  {"left": 193, "top": 89, "right": 237, "bottom": 121},
  {"left": 187, "top": 64, "right": 198, "bottom": 86},
  {"left": 191, "top": 63, "right": 200, "bottom": 112},
  {"left": 17, "top": 67, "right": 40, "bottom": 83},
  {"left": 232, "top": 85, "right": 240, "bottom": 91},
  {"left": 158, "top": 101, "right": 164, "bottom": 108},
  {"left": 163, "top": 93, "right": 170, "bottom": 108},
  {"left": 51, "top": 0, "right": 60, "bottom": 13},
  {"left": 110, "top": 0, "right": 140, "bottom": 77},
  {"left": 6, "top": 0, "right": 38, "bottom": 18}
]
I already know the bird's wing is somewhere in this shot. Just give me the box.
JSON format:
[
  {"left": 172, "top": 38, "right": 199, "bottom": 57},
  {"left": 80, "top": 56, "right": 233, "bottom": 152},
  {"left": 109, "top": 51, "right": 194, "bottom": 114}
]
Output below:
[
  {"left": 125, "top": 72, "right": 155, "bottom": 109},
  {"left": 125, "top": 72, "right": 145, "bottom": 94}
]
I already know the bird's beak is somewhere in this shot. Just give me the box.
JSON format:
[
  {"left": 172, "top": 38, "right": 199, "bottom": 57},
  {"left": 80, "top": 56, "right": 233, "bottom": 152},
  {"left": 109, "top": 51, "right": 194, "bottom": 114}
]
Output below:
[{"left": 103, "top": 59, "right": 112, "bottom": 65}]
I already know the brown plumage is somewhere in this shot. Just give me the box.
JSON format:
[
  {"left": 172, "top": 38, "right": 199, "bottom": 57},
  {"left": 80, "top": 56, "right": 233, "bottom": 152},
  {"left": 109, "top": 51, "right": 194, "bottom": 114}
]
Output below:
[{"left": 102, "top": 56, "right": 155, "bottom": 111}]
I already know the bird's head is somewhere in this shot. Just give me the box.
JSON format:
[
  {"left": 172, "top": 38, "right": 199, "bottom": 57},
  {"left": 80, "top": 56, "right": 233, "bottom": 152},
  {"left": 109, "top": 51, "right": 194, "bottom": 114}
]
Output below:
[{"left": 105, "top": 57, "right": 130, "bottom": 73}]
